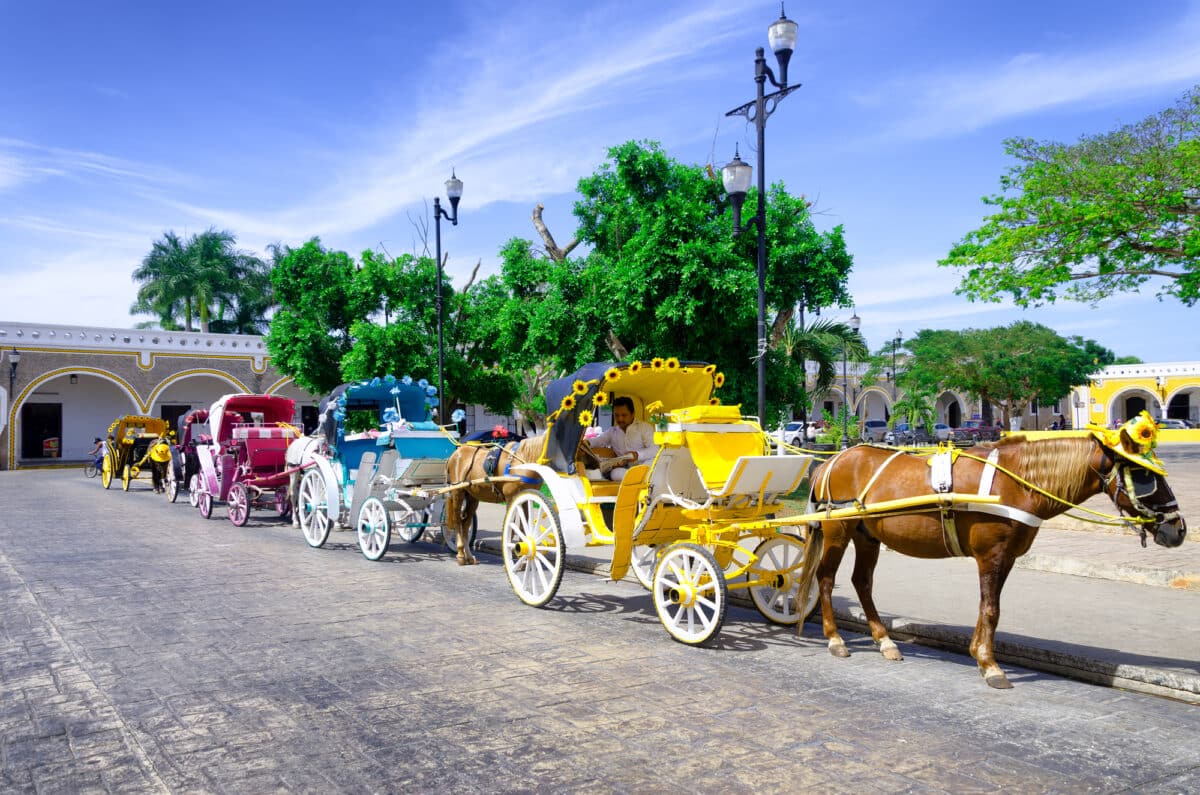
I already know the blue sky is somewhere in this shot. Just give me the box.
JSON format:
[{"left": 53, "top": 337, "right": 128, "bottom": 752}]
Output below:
[{"left": 2, "top": 0, "right": 1198, "bottom": 363}]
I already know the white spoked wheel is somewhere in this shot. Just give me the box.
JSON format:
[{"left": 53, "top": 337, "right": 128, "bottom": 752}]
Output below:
[
  {"left": 653, "top": 543, "right": 728, "bottom": 646},
  {"left": 502, "top": 490, "right": 565, "bottom": 607},
  {"left": 166, "top": 466, "right": 179, "bottom": 503},
  {"left": 188, "top": 474, "right": 200, "bottom": 507},
  {"left": 426, "top": 501, "right": 477, "bottom": 554},
  {"left": 197, "top": 489, "right": 213, "bottom": 519},
  {"left": 395, "top": 497, "right": 427, "bottom": 543},
  {"left": 747, "top": 535, "right": 815, "bottom": 625},
  {"left": 228, "top": 483, "right": 250, "bottom": 527},
  {"left": 630, "top": 544, "right": 663, "bottom": 590},
  {"left": 356, "top": 497, "right": 395, "bottom": 561},
  {"left": 298, "top": 470, "right": 332, "bottom": 549}
]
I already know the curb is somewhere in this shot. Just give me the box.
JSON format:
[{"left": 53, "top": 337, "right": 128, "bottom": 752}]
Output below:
[
  {"left": 476, "top": 538, "right": 1200, "bottom": 704},
  {"left": 1015, "top": 553, "right": 1200, "bottom": 591}
]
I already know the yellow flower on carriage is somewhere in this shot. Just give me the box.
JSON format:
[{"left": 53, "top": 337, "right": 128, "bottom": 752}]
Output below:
[
  {"left": 561, "top": 395, "right": 577, "bottom": 411},
  {"left": 1127, "top": 411, "right": 1157, "bottom": 449},
  {"left": 665, "top": 357, "right": 680, "bottom": 370},
  {"left": 709, "top": 397, "right": 721, "bottom": 405},
  {"left": 592, "top": 391, "right": 608, "bottom": 406},
  {"left": 703, "top": 364, "right": 716, "bottom": 374},
  {"left": 714, "top": 372, "right": 725, "bottom": 388},
  {"left": 572, "top": 379, "right": 589, "bottom": 396},
  {"left": 651, "top": 357, "right": 665, "bottom": 370},
  {"left": 629, "top": 361, "right": 643, "bottom": 374},
  {"left": 604, "top": 367, "right": 621, "bottom": 382},
  {"left": 578, "top": 410, "right": 593, "bottom": 427}
]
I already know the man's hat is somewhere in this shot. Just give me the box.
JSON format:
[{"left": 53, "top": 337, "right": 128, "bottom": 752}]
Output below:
[{"left": 1088, "top": 411, "right": 1167, "bottom": 476}]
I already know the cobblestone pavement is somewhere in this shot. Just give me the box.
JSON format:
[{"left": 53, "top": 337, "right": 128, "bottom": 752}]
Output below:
[{"left": 2, "top": 471, "right": 1199, "bottom": 793}]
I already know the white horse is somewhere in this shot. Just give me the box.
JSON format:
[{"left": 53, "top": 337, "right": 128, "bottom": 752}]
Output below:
[{"left": 285, "top": 434, "right": 328, "bottom": 528}]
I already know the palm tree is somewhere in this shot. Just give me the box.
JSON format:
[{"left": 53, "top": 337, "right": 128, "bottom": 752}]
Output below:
[
  {"left": 131, "top": 231, "right": 197, "bottom": 330},
  {"left": 776, "top": 317, "right": 869, "bottom": 418}
]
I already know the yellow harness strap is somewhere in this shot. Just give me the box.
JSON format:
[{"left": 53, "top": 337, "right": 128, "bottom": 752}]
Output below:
[{"left": 856, "top": 450, "right": 906, "bottom": 508}]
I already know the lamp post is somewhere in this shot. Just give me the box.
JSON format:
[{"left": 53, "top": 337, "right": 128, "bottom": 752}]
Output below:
[
  {"left": 7, "top": 347, "right": 20, "bottom": 399},
  {"left": 891, "top": 329, "right": 902, "bottom": 398},
  {"left": 433, "top": 171, "right": 463, "bottom": 421},
  {"left": 722, "top": 5, "right": 800, "bottom": 423},
  {"left": 841, "top": 312, "right": 860, "bottom": 449}
]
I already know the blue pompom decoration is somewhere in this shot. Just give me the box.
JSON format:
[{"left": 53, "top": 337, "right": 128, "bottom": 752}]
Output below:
[
  {"left": 401, "top": 375, "right": 413, "bottom": 385},
  {"left": 384, "top": 374, "right": 396, "bottom": 384},
  {"left": 389, "top": 386, "right": 401, "bottom": 396},
  {"left": 417, "top": 378, "right": 429, "bottom": 389},
  {"left": 428, "top": 397, "right": 440, "bottom": 408},
  {"left": 381, "top": 407, "right": 399, "bottom": 423},
  {"left": 425, "top": 385, "right": 438, "bottom": 397},
  {"left": 451, "top": 408, "right": 466, "bottom": 423},
  {"left": 370, "top": 377, "right": 382, "bottom": 387}
]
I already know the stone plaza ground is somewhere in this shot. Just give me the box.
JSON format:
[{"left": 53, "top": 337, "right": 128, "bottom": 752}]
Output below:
[{"left": 2, "top": 469, "right": 1199, "bottom": 792}]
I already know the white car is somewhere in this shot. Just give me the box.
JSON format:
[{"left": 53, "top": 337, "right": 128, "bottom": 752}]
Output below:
[
  {"left": 769, "top": 421, "right": 806, "bottom": 446},
  {"left": 1156, "top": 418, "right": 1188, "bottom": 430},
  {"left": 933, "top": 423, "right": 952, "bottom": 441}
]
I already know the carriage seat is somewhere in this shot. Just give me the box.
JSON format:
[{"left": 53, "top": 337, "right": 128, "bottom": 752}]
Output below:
[{"left": 232, "top": 425, "right": 297, "bottom": 440}]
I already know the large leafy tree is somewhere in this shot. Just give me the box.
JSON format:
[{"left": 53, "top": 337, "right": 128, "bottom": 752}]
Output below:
[
  {"left": 941, "top": 86, "right": 1200, "bottom": 306},
  {"left": 900, "top": 322, "right": 1114, "bottom": 426},
  {"left": 494, "top": 140, "right": 855, "bottom": 423},
  {"left": 131, "top": 228, "right": 271, "bottom": 332}
]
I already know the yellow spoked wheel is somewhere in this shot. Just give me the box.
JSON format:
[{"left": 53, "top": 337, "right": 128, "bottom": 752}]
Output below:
[
  {"left": 746, "top": 535, "right": 816, "bottom": 625},
  {"left": 101, "top": 455, "right": 113, "bottom": 489},
  {"left": 653, "top": 543, "right": 727, "bottom": 646},
  {"left": 122, "top": 464, "right": 132, "bottom": 491},
  {"left": 502, "top": 490, "right": 564, "bottom": 607}
]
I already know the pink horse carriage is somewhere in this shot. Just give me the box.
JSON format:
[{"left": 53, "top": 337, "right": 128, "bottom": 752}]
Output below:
[{"left": 192, "top": 393, "right": 301, "bottom": 525}]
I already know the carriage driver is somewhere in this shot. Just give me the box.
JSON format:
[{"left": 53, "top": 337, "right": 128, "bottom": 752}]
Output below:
[{"left": 588, "top": 396, "right": 658, "bottom": 481}]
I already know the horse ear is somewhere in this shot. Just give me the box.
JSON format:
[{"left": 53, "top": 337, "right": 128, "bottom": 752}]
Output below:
[{"left": 1118, "top": 427, "right": 1135, "bottom": 453}]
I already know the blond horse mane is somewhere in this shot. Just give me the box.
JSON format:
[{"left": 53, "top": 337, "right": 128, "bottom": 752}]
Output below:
[{"left": 994, "top": 434, "right": 1097, "bottom": 505}]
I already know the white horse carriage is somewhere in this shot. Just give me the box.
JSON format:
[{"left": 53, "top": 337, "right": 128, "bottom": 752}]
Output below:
[{"left": 289, "top": 376, "right": 468, "bottom": 561}]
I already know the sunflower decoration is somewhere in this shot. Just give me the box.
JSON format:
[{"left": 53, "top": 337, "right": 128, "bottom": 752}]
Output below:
[
  {"left": 703, "top": 364, "right": 716, "bottom": 375},
  {"left": 709, "top": 397, "right": 721, "bottom": 405},
  {"left": 714, "top": 372, "right": 725, "bottom": 388},
  {"left": 561, "top": 395, "right": 577, "bottom": 412},
  {"left": 651, "top": 357, "right": 665, "bottom": 370},
  {"left": 629, "top": 361, "right": 643, "bottom": 374},
  {"left": 572, "top": 379, "right": 589, "bottom": 396},
  {"left": 578, "top": 410, "right": 593, "bottom": 427},
  {"left": 604, "top": 367, "right": 621, "bottom": 382},
  {"left": 665, "top": 357, "right": 680, "bottom": 371},
  {"left": 592, "top": 391, "right": 609, "bottom": 407},
  {"left": 1126, "top": 411, "right": 1158, "bottom": 451}
]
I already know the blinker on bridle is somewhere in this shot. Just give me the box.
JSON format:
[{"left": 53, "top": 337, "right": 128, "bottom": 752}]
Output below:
[{"left": 1097, "top": 444, "right": 1181, "bottom": 546}]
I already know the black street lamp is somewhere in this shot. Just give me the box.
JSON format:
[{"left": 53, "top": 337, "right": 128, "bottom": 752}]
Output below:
[
  {"left": 7, "top": 347, "right": 20, "bottom": 399},
  {"left": 722, "top": 5, "right": 800, "bottom": 422},
  {"left": 433, "top": 171, "right": 463, "bottom": 421},
  {"left": 891, "top": 329, "right": 902, "bottom": 398},
  {"left": 841, "top": 312, "right": 860, "bottom": 449}
]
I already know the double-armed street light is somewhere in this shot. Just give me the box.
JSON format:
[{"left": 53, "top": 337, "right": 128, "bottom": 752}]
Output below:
[
  {"left": 841, "top": 311, "right": 860, "bottom": 449},
  {"left": 721, "top": 4, "right": 800, "bottom": 422},
  {"left": 433, "top": 172, "right": 463, "bottom": 420}
]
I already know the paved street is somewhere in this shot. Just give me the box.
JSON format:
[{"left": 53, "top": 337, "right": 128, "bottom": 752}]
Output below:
[{"left": 3, "top": 470, "right": 1200, "bottom": 793}]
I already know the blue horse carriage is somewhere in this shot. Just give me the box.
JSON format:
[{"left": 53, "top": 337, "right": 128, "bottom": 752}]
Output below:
[{"left": 290, "top": 375, "right": 472, "bottom": 560}]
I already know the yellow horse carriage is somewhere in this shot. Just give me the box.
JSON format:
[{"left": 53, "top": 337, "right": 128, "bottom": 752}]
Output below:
[
  {"left": 500, "top": 359, "right": 818, "bottom": 645},
  {"left": 99, "top": 415, "right": 170, "bottom": 491}
]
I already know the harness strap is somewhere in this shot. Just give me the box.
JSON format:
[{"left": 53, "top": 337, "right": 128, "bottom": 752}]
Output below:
[
  {"left": 502, "top": 442, "right": 540, "bottom": 485},
  {"left": 978, "top": 449, "right": 1000, "bottom": 496},
  {"left": 940, "top": 507, "right": 964, "bottom": 557},
  {"left": 856, "top": 450, "right": 906, "bottom": 507}
]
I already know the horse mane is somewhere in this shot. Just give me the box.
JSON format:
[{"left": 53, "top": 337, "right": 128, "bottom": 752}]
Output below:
[{"left": 992, "top": 434, "right": 1096, "bottom": 504}]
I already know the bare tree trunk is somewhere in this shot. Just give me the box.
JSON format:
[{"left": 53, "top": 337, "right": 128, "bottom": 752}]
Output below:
[{"left": 531, "top": 204, "right": 579, "bottom": 263}]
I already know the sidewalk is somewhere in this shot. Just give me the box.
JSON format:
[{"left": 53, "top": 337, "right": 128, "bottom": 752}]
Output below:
[{"left": 472, "top": 500, "right": 1200, "bottom": 703}]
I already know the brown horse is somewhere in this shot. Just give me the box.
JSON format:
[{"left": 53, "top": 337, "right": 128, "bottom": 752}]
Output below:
[
  {"left": 443, "top": 436, "right": 546, "bottom": 565},
  {"left": 796, "top": 432, "right": 1186, "bottom": 689}
]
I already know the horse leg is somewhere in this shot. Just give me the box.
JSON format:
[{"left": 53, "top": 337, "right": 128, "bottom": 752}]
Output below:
[
  {"left": 848, "top": 530, "right": 903, "bottom": 661},
  {"left": 972, "top": 549, "right": 1017, "bottom": 689},
  {"left": 288, "top": 470, "right": 301, "bottom": 528},
  {"left": 816, "top": 523, "right": 851, "bottom": 658},
  {"left": 450, "top": 490, "right": 479, "bottom": 566}
]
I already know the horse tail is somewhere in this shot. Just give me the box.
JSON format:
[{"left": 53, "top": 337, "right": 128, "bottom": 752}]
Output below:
[{"left": 795, "top": 523, "right": 824, "bottom": 636}]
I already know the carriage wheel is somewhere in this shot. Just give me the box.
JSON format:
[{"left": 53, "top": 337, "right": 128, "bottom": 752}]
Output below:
[
  {"left": 357, "top": 497, "right": 398, "bottom": 561},
  {"left": 197, "top": 489, "right": 213, "bottom": 519},
  {"left": 188, "top": 474, "right": 200, "bottom": 507},
  {"left": 101, "top": 456, "right": 113, "bottom": 489},
  {"left": 502, "top": 490, "right": 565, "bottom": 607},
  {"left": 122, "top": 464, "right": 132, "bottom": 492},
  {"left": 653, "top": 543, "right": 728, "bottom": 646},
  {"left": 747, "top": 535, "right": 816, "bottom": 625},
  {"left": 166, "top": 467, "right": 179, "bottom": 503},
  {"left": 228, "top": 483, "right": 250, "bottom": 527},
  {"left": 274, "top": 488, "right": 292, "bottom": 522},
  {"left": 297, "top": 470, "right": 331, "bottom": 548},
  {"left": 630, "top": 544, "right": 663, "bottom": 591}
]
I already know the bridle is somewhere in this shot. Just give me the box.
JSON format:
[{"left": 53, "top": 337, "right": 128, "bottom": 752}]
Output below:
[{"left": 1096, "top": 443, "right": 1183, "bottom": 546}]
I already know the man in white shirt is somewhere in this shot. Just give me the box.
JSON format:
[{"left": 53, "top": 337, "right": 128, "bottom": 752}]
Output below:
[{"left": 588, "top": 396, "right": 658, "bottom": 481}]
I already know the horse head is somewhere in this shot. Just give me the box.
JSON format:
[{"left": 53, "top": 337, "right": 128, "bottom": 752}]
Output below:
[{"left": 1093, "top": 436, "right": 1187, "bottom": 548}]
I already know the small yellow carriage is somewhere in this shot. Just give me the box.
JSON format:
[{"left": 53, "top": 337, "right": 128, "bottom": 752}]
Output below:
[
  {"left": 99, "top": 415, "right": 169, "bottom": 491},
  {"left": 500, "top": 359, "right": 818, "bottom": 645}
]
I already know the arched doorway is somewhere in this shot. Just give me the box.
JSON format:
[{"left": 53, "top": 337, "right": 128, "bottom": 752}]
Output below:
[
  {"left": 1110, "top": 387, "right": 1160, "bottom": 425},
  {"left": 1167, "top": 390, "right": 1199, "bottom": 424},
  {"left": 15, "top": 372, "right": 139, "bottom": 463},
  {"left": 936, "top": 391, "right": 962, "bottom": 427},
  {"left": 149, "top": 373, "right": 248, "bottom": 433}
]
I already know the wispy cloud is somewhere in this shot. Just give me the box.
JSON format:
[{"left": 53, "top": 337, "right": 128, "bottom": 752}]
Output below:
[
  {"left": 0, "top": 138, "right": 191, "bottom": 194},
  {"left": 865, "top": 6, "right": 1200, "bottom": 140}
]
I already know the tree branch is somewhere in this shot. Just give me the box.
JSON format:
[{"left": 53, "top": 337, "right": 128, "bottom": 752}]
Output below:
[{"left": 531, "top": 203, "right": 579, "bottom": 263}]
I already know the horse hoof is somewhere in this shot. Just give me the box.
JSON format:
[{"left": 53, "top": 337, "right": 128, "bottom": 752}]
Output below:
[
  {"left": 829, "top": 643, "right": 851, "bottom": 659},
  {"left": 879, "top": 639, "right": 904, "bottom": 661},
  {"left": 984, "top": 672, "right": 1013, "bottom": 689}
]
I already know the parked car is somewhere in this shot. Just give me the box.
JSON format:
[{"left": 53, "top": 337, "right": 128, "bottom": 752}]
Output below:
[
  {"left": 1156, "top": 418, "right": 1189, "bottom": 430},
  {"left": 884, "top": 422, "right": 931, "bottom": 446},
  {"left": 952, "top": 420, "right": 1004, "bottom": 445},
  {"left": 769, "top": 421, "right": 806, "bottom": 446},
  {"left": 933, "top": 423, "right": 952, "bottom": 441},
  {"left": 862, "top": 419, "right": 889, "bottom": 442}
]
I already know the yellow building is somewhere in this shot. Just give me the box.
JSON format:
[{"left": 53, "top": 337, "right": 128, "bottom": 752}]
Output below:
[{"left": 1070, "top": 362, "right": 1200, "bottom": 440}]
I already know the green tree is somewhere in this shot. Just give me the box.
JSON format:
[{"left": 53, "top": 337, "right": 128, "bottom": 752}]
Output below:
[
  {"left": 941, "top": 86, "right": 1200, "bottom": 306},
  {"left": 775, "top": 318, "right": 867, "bottom": 422},
  {"left": 496, "top": 140, "right": 855, "bottom": 424},
  {"left": 901, "top": 323, "right": 1111, "bottom": 426}
]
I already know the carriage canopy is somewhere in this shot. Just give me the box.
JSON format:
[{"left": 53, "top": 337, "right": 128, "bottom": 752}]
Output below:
[
  {"left": 208, "top": 394, "right": 297, "bottom": 445},
  {"left": 542, "top": 359, "right": 722, "bottom": 472}
]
